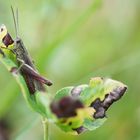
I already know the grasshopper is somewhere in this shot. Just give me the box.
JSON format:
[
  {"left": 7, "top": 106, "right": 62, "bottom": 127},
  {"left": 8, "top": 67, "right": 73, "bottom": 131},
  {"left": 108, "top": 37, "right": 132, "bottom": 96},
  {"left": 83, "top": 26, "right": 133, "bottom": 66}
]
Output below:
[{"left": 0, "top": 7, "right": 52, "bottom": 94}]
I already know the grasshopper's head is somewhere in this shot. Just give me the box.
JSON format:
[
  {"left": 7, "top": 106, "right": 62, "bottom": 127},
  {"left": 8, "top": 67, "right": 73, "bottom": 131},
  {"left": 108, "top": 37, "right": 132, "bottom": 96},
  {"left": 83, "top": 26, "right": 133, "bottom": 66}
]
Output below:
[
  {"left": 0, "top": 24, "right": 14, "bottom": 49},
  {"left": 0, "top": 24, "right": 8, "bottom": 45}
]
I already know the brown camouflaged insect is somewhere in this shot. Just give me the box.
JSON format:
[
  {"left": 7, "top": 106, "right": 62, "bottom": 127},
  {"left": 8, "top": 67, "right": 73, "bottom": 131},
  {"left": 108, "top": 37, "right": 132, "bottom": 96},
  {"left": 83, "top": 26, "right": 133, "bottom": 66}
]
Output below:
[{"left": 0, "top": 7, "right": 52, "bottom": 94}]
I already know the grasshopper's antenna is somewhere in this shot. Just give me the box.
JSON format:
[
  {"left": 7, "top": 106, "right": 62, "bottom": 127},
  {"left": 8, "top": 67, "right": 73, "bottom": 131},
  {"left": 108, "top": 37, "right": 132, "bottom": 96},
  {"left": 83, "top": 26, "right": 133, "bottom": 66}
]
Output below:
[
  {"left": 11, "top": 6, "right": 19, "bottom": 38},
  {"left": 16, "top": 8, "right": 19, "bottom": 37}
]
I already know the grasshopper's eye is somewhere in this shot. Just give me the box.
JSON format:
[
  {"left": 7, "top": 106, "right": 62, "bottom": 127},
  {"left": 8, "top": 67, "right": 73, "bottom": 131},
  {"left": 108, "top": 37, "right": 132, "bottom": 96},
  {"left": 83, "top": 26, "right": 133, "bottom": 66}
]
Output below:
[
  {"left": 0, "top": 28, "right": 4, "bottom": 32},
  {"left": 0, "top": 24, "right": 7, "bottom": 33}
]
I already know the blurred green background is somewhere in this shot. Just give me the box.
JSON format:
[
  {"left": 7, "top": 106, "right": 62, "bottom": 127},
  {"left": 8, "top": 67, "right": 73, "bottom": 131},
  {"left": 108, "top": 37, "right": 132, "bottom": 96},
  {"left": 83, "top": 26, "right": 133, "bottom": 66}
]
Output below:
[{"left": 0, "top": 0, "right": 140, "bottom": 140}]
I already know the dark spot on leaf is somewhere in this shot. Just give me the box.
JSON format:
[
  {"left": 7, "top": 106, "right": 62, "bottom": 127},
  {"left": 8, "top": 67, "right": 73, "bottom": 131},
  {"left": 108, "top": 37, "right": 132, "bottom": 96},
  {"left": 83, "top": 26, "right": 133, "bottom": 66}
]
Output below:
[
  {"left": 91, "top": 98, "right": 106, "bottom": 119},
  {"left": 68, "top": 122, "right": 72, "bottom": 126},
  {"left": 102, "top": 86, "right": 127, "bottom": 110},
  {"left": 50, "top": 96, "right": 84, "bottom": 118},
  {"left": 91, "top": 86, "right": 127, "bottom": 119},
  {"left": 73, "top": 126, "right": 87, "bottom": 134},
  {"left": 71, "top": 86, "right": 83, "bottom": 97}
]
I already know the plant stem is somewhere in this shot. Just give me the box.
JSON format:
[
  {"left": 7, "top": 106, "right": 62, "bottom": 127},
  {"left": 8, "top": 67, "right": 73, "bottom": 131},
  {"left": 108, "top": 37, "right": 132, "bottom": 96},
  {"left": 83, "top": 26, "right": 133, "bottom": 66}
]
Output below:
[{"left": 42, "top": 117, "right": 49, "bottom": 140}]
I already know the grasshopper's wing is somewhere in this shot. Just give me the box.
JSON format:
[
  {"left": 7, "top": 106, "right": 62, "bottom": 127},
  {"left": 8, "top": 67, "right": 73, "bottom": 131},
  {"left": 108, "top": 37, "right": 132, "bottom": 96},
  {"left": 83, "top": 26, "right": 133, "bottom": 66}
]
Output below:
[{"left": 20, "top": 63, "right": 52, "bottom": 86}]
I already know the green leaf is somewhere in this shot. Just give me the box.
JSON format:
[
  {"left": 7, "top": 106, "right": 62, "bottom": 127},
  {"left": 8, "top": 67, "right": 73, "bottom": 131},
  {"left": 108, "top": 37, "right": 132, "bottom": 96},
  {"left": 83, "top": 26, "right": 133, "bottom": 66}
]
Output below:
[
  {"left": 80, "top": 77, "right": 127, "bottom": 106},
  {"left": 54, "top": 86, "right": 74, "bottom": 100},
  {"left": 35, "top": 92, "right": 54, "bottom": 119},
  {"left": 0, "top": 54, "right": 51, "bottom": 117},
  {"left": 51, "top": 77, "right": 127, "bottom": 134},
  {"left": 55, "top": 107, "right": 95, "bottom": 135},
  {"left": 83, "top": 118, "right": 107, "bottom": 131}
]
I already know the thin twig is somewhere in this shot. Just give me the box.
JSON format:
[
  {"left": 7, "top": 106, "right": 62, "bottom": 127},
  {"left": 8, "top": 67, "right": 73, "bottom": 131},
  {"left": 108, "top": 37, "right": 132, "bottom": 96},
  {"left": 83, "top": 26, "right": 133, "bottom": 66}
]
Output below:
[{"left": 42, "top": 117, "right": 49, "bottom": 140}]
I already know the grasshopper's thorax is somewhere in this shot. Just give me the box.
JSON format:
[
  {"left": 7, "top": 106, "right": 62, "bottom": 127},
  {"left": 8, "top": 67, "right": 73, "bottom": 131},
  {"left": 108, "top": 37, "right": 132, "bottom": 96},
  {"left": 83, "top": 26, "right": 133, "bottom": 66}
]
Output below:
[{"left": 14, "top": 37, "right": 27, "bottom": 59}]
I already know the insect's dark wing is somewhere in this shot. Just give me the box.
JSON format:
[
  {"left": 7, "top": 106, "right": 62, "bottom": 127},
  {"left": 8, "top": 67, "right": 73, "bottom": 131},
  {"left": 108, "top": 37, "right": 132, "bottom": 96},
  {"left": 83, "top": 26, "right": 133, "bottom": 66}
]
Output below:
[
  {"left": 21, "top": 68, "right": 47, "bottom": 94},
  {"left": 20, "top": 64, "right": 52, "bottom": 86}
]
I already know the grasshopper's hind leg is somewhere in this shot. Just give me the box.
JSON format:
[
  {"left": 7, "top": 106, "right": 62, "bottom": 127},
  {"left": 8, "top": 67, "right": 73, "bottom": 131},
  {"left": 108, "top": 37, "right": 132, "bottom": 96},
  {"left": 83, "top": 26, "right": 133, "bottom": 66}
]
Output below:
[{"left": 17, "top": 58, "right": 53, "bottom": 86}]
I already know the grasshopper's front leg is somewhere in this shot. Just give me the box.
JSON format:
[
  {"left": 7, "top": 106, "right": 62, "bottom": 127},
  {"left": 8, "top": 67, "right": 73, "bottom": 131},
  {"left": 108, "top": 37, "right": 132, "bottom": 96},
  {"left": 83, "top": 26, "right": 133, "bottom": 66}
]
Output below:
[{"left": 17, "top": 58, "right": 53, "bottom": 86}]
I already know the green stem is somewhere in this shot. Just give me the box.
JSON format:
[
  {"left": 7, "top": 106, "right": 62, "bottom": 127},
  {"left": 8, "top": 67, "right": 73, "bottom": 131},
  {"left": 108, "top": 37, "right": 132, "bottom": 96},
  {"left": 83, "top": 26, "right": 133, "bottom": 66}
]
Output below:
[{"left": 42, "top": 117, "right": 49, "bottom": 140}]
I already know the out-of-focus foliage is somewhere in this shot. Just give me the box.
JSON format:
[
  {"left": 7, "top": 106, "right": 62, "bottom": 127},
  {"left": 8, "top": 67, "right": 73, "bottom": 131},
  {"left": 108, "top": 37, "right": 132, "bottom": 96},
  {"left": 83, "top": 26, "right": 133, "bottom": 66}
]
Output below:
[{"left": 0, "top": 0, "right": 140, "bottom": 140}]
